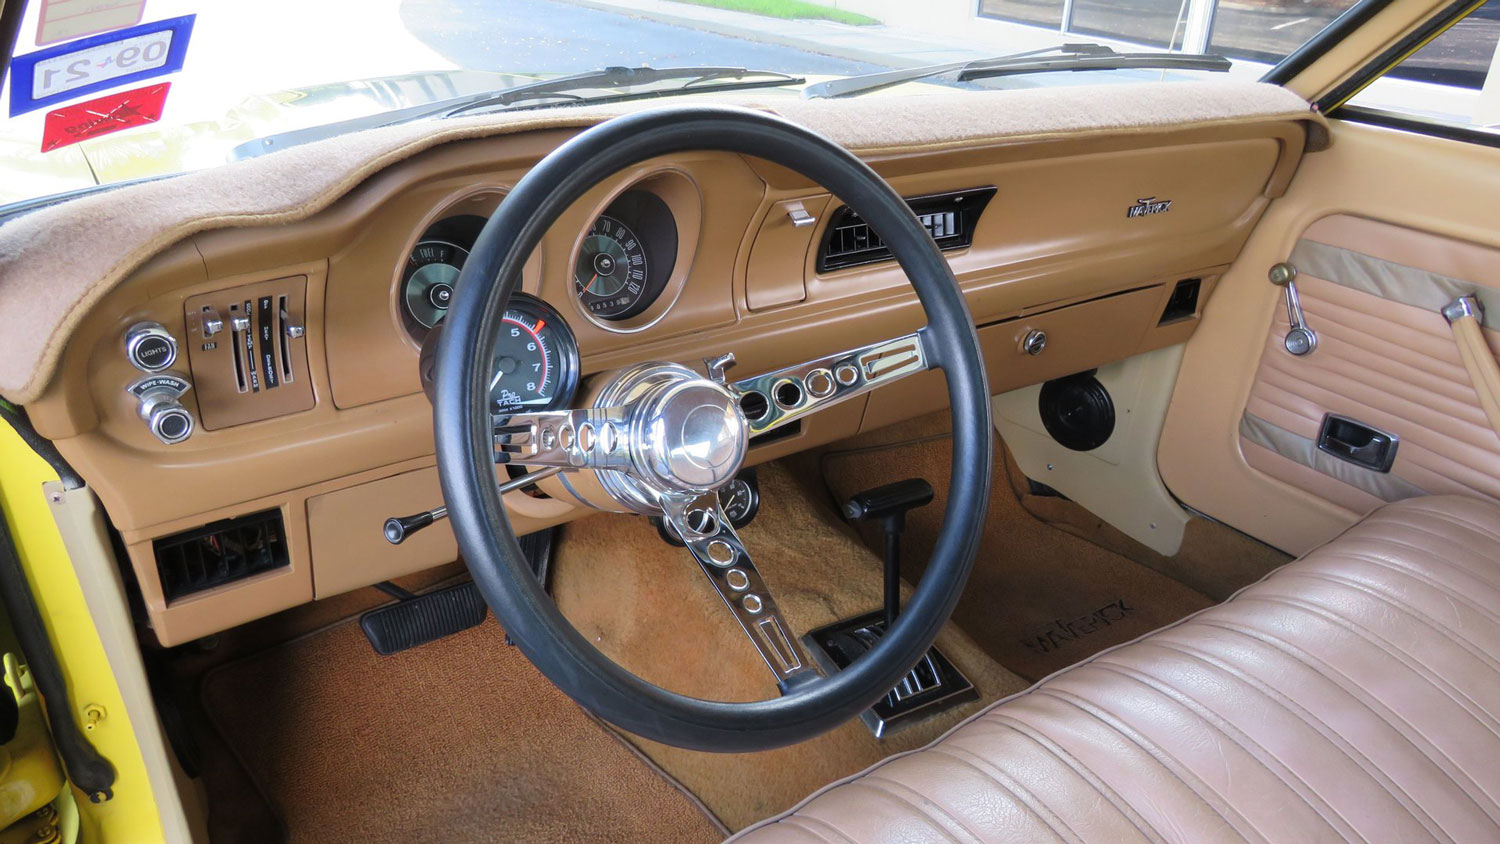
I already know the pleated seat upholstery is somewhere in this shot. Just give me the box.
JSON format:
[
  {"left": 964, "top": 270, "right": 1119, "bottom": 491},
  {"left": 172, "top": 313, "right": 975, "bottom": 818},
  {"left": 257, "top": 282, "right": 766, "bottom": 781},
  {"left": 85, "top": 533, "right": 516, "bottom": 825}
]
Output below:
[{"left": 733, "top": 495, "right": 1500, "bottom": 843}]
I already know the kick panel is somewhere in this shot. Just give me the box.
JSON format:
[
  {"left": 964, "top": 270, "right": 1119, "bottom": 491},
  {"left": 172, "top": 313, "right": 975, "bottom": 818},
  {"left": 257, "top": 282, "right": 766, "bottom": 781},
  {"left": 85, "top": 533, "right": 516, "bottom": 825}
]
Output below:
[{"left": 184, "top": 276, "right": 314, "bottom": 429}]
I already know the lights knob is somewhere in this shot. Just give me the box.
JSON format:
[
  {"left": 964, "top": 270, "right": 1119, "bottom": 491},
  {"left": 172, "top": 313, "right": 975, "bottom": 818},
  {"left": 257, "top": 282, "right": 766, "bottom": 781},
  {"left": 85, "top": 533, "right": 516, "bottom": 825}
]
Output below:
[{"left": 123, "top": 321, "right": 178, "bottom": 372}]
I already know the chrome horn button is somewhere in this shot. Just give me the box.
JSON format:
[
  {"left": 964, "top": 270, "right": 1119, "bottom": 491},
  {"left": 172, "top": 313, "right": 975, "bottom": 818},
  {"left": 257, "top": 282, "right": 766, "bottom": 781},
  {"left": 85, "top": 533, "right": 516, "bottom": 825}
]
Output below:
[
  {"left": 635, "top": 377, "right": 747, "bottom": 493},
  {"left": 584, "top": 361, "right": 750, "bottom": 511}
]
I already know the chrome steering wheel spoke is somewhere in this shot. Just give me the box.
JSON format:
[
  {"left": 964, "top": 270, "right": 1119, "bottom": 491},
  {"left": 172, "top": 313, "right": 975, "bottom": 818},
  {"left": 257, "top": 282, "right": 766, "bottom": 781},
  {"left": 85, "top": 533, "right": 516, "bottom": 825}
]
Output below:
[
  {"left": 661, "top": 492, "right": 821, "bottom": 691},
  {"left": 723, "top": 332, "right": 931, "bottom": 437},
  {"left": 492, "top": 406, "right": 634, "bottom": 470}
]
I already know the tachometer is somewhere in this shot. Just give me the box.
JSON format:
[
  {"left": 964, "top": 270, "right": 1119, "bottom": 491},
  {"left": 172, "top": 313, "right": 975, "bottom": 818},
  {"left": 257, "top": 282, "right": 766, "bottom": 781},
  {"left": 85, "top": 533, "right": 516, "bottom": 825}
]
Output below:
[
  {"left": 402, "top": 239, "right": 467, "bottom": 329},
  {"left": 574, "top": 215, "right": 651, "bottom": 319},
  {"left": 490, "top": 294, "right": 579, "bottom": 413}
]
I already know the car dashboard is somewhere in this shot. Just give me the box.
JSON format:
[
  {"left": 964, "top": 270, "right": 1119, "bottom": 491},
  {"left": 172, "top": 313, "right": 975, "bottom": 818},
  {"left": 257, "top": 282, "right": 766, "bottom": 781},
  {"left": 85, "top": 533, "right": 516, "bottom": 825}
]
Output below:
[{"left": 11, "top": 96, "right": 1317, "bottom": 645}]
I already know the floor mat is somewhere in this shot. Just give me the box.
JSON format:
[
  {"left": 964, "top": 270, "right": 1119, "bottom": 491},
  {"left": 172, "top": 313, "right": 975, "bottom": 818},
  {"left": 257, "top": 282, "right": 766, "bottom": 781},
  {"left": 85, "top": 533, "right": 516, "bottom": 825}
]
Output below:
[
  {"left": 549, "top": 462, "right": 1030, "bottom": 831},
  {"left": 201, "top": 616, "right": 724, "bottom": 844},
  {"left": 817, "top": 416, "right": 1215, "bottom": 682}
]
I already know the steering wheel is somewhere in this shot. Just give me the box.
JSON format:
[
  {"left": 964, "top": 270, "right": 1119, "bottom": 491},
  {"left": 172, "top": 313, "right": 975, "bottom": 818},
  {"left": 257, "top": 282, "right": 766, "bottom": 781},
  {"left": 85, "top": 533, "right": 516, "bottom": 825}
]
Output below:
[{"left": 434, "top": 106, "right": 992, "bottom": 752}]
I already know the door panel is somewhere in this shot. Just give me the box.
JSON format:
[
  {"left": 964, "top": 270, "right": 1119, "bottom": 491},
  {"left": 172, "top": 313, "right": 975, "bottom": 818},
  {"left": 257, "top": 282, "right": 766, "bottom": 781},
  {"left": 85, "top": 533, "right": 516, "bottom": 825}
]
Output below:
[
  {"left": 1241, "top": 214, "right": 1500, "bottom": 514},
  {"left": 1160, "top": 120, "right": 1500, "bottom": 554}
]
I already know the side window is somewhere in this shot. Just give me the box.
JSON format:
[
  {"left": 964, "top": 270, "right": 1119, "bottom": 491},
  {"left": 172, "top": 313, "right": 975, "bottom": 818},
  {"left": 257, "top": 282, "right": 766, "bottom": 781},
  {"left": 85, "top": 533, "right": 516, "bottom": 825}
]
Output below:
[{"left": 1340, "top": 1, "right": 1500, "bottom": 139}]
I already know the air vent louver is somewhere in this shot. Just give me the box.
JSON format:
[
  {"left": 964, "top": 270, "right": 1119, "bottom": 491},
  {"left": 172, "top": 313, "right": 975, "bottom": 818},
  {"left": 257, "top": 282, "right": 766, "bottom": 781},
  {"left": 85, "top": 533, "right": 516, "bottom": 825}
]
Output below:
[
  {"left": 153, "top": 509, "right": 289, "bottom": 601},
  {"left": 818, "top": 186, "right": 996, "bottom": 272}
]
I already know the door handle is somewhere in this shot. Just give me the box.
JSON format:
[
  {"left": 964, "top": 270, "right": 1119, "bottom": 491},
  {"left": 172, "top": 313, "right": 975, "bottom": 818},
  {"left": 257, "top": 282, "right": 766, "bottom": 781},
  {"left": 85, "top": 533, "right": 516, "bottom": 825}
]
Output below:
[{"left": 1317, "top": 414, "right": 1398, "bottom": 473}]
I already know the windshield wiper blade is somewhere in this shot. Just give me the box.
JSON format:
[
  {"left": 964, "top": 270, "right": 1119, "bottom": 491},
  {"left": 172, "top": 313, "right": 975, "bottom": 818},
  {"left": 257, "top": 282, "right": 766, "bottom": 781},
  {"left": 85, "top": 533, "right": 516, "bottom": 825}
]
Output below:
[
  {"left": 803, "top": 44, "right": 1227, "bottom": 100},
  {"left": 438, "top": 65, "right": 801, "bottom": 119},
  {"left": 960, "top": 50, "right": 1230, "bottom": 80},
  {"left": 234, "top": 66, "right": 802, "bottom": 160}
]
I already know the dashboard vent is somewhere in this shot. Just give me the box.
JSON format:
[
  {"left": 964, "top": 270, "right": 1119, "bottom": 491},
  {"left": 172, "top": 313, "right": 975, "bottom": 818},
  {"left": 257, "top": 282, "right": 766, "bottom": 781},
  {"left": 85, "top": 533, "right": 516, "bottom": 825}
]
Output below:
[
  {"left": 1158, "top": 277, "right": 1202, "bottom": 324},
  {"left": 818, "top": 187, "right": 996, "bottom": 272},
  {"left": 153, "top": 509, "right": 289, "bottom": 601}
]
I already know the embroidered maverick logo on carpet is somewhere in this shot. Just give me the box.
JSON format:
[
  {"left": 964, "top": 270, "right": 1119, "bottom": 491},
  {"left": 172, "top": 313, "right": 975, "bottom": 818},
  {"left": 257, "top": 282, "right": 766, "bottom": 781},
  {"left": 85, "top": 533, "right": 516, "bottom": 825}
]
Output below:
[{"left": 1020, "top": 599, "right": 1137, "bottom": 655}]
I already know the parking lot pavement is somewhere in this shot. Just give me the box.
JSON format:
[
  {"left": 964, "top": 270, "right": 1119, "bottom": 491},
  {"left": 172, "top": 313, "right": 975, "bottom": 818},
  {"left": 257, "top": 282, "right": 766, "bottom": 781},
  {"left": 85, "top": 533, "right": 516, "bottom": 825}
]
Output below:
[{"left": 399, "top": 0, "right": 892, "bottom": 77}]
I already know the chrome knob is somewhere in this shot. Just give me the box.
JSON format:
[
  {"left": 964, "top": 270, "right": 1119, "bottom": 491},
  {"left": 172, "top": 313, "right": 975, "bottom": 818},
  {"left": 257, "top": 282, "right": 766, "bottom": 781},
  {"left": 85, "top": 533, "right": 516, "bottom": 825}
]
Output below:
[
  {"left": 123, "top": 321, "right": 178, "bottom": 372},
  {"left": 200, "top": 309, "right": 225, "bottom": 338},
  {"left": 1021, "top": 329, "right": 1047, "bottom": 356},
  {"left": 137, "top": 389, "right": 194, "bottom": 444}
]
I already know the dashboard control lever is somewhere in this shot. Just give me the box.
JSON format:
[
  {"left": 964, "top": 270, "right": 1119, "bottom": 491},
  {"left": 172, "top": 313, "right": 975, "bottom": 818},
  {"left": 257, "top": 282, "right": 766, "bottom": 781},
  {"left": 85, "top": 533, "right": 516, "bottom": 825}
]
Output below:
[
  {"left": 383, "top": 467, "right": 562, "bottom": 545},
  {"left": 1270, "top": 262, "right": 1316, "bottom": 356},
  {"left": 200, "top": 309, "right": 225, "bottom": 338},
  {"left": 705, "top": 352, "right": 736, "bottom": 384},
  {"left": 785, "top": 202, "right": 816, "bottom": 228}
]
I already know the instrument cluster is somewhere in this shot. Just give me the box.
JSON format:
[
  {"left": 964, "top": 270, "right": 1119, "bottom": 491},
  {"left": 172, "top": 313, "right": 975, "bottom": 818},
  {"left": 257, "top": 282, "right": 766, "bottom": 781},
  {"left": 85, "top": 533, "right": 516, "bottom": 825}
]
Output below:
[{"left": 398, "top": 187, "right": 681, "bottom": 412}]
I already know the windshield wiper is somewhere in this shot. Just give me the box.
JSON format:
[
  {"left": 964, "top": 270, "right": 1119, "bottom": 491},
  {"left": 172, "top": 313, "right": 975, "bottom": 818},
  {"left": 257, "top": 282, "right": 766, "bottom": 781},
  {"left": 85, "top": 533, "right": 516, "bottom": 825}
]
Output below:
[
  {"left": 804, "top": 44, "right": 1230, "bottom": 100},
  {"left": 234, "top": 66, "right": 803, "bottom": 160}
]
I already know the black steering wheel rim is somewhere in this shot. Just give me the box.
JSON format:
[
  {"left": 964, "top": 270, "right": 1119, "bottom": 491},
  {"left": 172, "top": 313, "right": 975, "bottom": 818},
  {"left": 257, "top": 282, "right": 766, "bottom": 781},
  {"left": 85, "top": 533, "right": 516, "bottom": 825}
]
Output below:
[{"left": 434, "top": 105, "right": 993, "bottom": 752}]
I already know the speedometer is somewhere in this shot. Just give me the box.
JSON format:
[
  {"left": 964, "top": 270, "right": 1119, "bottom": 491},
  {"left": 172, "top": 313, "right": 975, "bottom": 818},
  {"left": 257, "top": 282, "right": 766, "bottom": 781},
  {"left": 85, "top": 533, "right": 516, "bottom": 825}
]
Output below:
[
  {"left": 490, "top": 294, "right": 579, "bottom": 413},
  {"left": 574, "top": 215, "right": 650, "bottom": 319}
]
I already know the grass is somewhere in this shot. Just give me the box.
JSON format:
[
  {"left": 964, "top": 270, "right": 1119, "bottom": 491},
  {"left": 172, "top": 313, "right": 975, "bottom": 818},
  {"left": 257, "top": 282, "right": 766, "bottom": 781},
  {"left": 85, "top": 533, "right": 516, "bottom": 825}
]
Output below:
[{"left": 666, "top": 0, "right": 880, "bottom": 26}]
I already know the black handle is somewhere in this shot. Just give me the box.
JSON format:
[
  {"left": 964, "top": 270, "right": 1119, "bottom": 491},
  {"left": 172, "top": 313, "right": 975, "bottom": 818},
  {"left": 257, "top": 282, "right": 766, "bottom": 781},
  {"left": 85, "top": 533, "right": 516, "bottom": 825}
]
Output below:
[
  {"left": 844, "top": 478, "right": 934, "bottom": 524},
  {"left": 845, "top": 479, "right": 934, "bottom": 628},
  {"left": 1317, "top": 414, "right": 1398, "bottom": 473},
  {"left": 384, "top": 511, "right": 436, "bottom": 545}
]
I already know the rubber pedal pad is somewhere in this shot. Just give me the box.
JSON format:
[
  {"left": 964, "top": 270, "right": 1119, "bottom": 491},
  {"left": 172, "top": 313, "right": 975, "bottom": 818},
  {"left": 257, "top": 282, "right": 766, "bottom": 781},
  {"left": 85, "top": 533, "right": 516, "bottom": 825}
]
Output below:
[{"left": 360, "top": 581, "right": 487, "bottom": 655}]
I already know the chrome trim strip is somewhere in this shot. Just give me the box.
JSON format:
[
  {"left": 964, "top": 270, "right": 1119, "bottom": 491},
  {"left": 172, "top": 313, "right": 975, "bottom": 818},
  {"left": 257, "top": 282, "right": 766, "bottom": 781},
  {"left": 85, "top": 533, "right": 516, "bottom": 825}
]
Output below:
[{"left": 1288, "top": 239, "right": 1497, "bottom": 329}]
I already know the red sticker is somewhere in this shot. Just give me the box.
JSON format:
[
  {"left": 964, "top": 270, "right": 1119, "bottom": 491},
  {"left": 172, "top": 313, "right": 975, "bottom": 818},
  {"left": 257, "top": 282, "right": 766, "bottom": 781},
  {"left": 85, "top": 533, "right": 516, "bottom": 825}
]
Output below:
[{"left": 41, "top": 82, "right": 169, "bottom": 152}]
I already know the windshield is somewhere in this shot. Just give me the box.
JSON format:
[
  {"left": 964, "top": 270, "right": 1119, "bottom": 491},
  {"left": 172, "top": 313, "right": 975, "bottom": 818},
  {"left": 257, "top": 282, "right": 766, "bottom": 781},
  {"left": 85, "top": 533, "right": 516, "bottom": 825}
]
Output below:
[{"left": 0, "top": 0, "right": 1364, "bottom": 209}]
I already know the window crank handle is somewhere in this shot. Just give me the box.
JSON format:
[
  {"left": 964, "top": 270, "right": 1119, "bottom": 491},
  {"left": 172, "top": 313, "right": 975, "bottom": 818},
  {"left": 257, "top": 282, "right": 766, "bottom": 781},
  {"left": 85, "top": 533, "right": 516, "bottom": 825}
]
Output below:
[{"left": 1270, "top": 262, "right": 1316, "bottom": 356}]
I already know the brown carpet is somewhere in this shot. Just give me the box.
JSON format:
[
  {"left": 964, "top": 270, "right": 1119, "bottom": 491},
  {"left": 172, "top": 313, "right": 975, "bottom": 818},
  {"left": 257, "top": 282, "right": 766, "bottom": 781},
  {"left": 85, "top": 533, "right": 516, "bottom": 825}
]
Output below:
[
  {"left": 815, "top": 415, "right": 1218, "bottom": 682},
  {"left": 1014, "top": 483, "right": 1290, "bottom": 602},
  {"left": 201, "top": 615, "right": 724, "bottom": 844},
  {"left": 549, "top": 463, "right": 1030, "bottom": 831}
]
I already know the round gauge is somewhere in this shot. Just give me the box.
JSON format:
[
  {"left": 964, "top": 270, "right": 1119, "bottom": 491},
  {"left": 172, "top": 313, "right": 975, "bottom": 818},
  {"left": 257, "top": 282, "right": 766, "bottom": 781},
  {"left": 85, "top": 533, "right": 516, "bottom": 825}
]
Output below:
[
  {"left": 720, "top": 473, "right": 760, "bottom": 527},
  {"left": 490, "top": 294, "right": 580, "bottom": 414},
  {"left": 574, "top": 215, "right": 651, "bottom": 320},
  {"left": 403, "top": 240, "right": 468, "bottom": 329}
]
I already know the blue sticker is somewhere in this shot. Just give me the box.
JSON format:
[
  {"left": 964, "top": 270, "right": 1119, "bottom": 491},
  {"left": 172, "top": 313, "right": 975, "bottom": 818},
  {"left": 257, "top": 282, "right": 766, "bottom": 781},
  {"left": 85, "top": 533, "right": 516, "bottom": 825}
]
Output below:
[{"left": 9, "top": 15, "right": 195, "bottom": 117}]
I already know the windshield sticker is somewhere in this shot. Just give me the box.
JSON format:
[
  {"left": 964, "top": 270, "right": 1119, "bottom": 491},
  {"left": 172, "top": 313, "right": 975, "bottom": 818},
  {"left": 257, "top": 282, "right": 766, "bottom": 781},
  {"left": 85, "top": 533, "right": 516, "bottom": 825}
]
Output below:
[
  {"left": 40, "top": 82, "right": 168, "bottom": 151},
  {"left": 8, "top": 14, "right": 193, "bottom": 117},
  {"left": 36, "top": 0, "right": 147, "bottom": 47}
]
